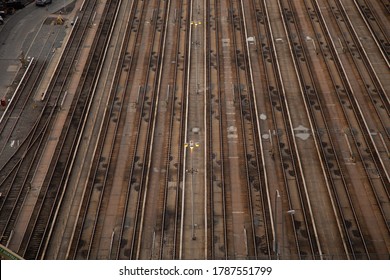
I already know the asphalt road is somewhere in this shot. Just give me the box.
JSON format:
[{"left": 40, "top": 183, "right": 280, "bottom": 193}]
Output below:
[{"left": 0, "top": 0, "right": 75, "bottom": 100}]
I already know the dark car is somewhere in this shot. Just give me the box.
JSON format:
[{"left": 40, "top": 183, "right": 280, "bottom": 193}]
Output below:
[
  {"left": 35, "top": 0, "right": 52, "bottom": 6},
  {"left": 1, "top": 1, "right": 24, "bottom": 14}
]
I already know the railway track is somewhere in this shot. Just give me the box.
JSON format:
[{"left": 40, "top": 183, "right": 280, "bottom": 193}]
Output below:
[
  {"left": 130, "top": 0, "right": 172, "bottom": 260},
  {"left": 330, "top": 0, "right": 390, "bottom": 176},
  {"left": 307, "top": 0, "right": 389, "bottom": 258},
  {"left": 224, "top": 0, "right": 270, "bottom": 260},
  {"left": 206, "top": 0, "right": 229, "bottom": 260},
  {"left": 0, "top": 1, "right": 98, "bottom": 257},
  {"left": 178, "top": 0, "right": 208, "bottom": 259},
  {"left": 158, "top": 0, "right": 189, "bottom": 260},
  {"left": 331, "top": 0, "right": 390, "bottom": 255},
  {"left": 0, "top": 59, "right": 38, "bottom": 157},
  {"left": 0, "top": 0, "right": 388, "bottom": 260},
  {"left": 257, "top": 0, "right": 324, "bottom": 259},
  {"left": 60, "top": 0, "right": 142, "bottom": 260},
  {"left": 0, "top": 20, "right": 65, "bottom": 155},
  {"left": 379, "top": 0, "right": 390, "bottom": 14},
  {"left": 37, "top": 0, "right": 138, "bottom": 260},
  {"left": 0, "top": 104, "right": 53, "bottom": 247},
  {"left": 352, "top": 0, "right": 390, "bottom": 65},
  {"left": 15, "top": 0, "right": 120, "bottom": 259},
  {"left": 64, "top": 0, "right": 191, "bottom": 261},
  {"left": 0, "top": 28, "right": 67, "bottom": 244},
  {"left": 278, "top": 0, "right": 371, "bottom": 260},
  {"left": 67, "top": 0, "right": 176, "bottom": 260},
  {"left": 0, "top": 23, "right": 66, "bottom": 175},
  {"left": 113, "top": 0, "right": 169, "bottom": 260}
]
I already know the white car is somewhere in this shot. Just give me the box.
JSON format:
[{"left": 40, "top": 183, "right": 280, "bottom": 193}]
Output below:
[{"left": 0, "top": 15, "right": 4, "bottom": 25}]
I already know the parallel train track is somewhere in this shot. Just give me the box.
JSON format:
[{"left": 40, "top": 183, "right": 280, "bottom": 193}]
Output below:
[
  {"left": 19, "top": 0, "right": 119, "bottom": 259},
  {"left": 0, "top": 0, "right": 388, "bottom": 260}
]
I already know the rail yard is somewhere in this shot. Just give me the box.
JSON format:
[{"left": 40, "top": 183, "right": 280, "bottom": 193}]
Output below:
[{"left": 0, "top": 0, "right": 389, "bottom": 260}]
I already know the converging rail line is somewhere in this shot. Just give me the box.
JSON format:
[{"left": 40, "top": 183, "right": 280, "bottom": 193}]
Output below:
[
  {"left": 18, "top": 0, "right": 120, "bottom": 259},
  {"left": 0, "top": 0, "right": 388, "bottom": 260},
  {"left": 158, "top": 0, "right": 188, "bottom": 260},
  {"left": 307, "top": 0, "right": 389, "bottom": 258}
]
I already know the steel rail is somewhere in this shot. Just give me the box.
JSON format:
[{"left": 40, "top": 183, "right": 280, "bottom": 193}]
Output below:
[
  {"left": 284, "top": 0, "right": 369, "bottom": 260},
  {"left": 249, "top": 0, "right": 297, "bottom": 260},
  {"left": 174, "top": 0, "right": 192, "bottom": 259},
  {"left": 0, "top": 107, "right": 54, "bottom": 245},
  {"left": 254, "top": 0, "right": 302, "bottom": 259},
  {"left": 274, "top": 0, "right": 325, "bottom": 260},
  {"left": 339, "top": 0, "right": 390, "bottom": 126},
  {"left": 352, "top": 0, "right": 390, "bottom": 67},
  {"left": 263, "top": 0, "right": 324, "bottom": 259},
  {"left": 108, "top": 1, "right": 146, "bottom": 259},
  {"left": 113, "top": 0, "right": 152, "bottom": 259},
  {"left": 159, "top": 0, "right": 187, "bottom": 260},
  {"left": 227, "top": 0, "right": 262, "bottom": 259},
  {"left": 134, "top": 0, "right": 171, "bottom": 260},
  {"left": 326, "top": 0, "right": 390, "bottom": 197},
  {"left": 64, "top": 0, "right": 126, "bottom": 260},
  {"left": 179, "top": 0, "right": 194, "bottom": 260},
  {"left": 0, "top": 59, "right": 37, "bottom": 153},
  {"left": 51, "top": 0, "right": 135, "bottom": 260},
  {"left": 327, "top": 0, "right": 390, "bottom": 233},
  {"left": 312, "top": 0, "right": 389, "bottom": 258},
  {"left": 19, "top": 0, "right": 119, "bottom": 259},
  {"left": 127, "top": 0, "right": 166, "bottom": 259},
  {"left": 207, "top": 0, "right": 228, "bottom": 260},
  {"left": 379, "top": 0, "right": 390, "bottom": 14}
]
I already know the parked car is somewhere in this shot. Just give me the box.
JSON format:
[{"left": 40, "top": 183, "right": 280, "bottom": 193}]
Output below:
[
  {"left": 1, "top": 1, "right": 24, "bottom": 12},
  {"left": 0, "top": 1, "right": 23, "bottom": 18},
  {"left": 35, "top": 0, "right": 52, "bottom": 6}
]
